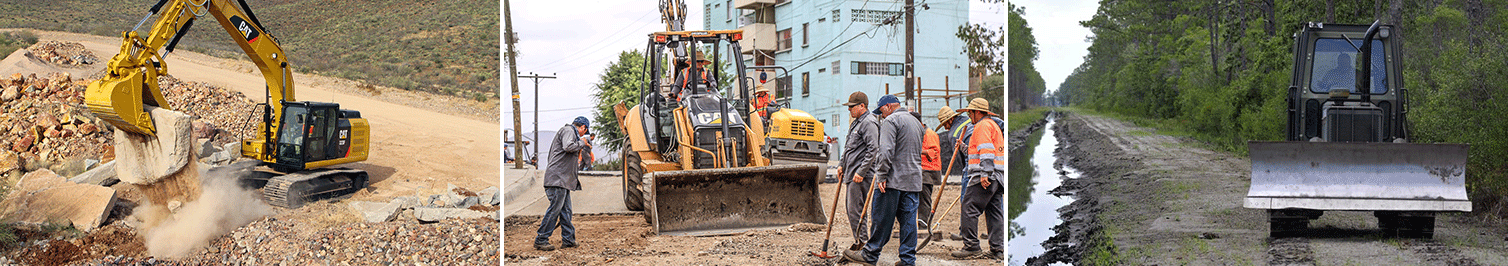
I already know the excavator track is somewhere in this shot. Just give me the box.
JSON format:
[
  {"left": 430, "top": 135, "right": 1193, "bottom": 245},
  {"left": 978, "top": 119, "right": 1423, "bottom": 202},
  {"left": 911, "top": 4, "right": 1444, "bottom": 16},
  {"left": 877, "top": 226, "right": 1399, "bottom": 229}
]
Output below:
[{"left": 262, "top": 168, "right": 368, "bottom": 209}]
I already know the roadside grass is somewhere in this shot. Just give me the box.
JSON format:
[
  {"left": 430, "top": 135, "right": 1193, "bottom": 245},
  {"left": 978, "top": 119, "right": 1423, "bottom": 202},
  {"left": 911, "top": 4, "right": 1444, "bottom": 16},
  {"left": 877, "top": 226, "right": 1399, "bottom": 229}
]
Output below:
[
  {"left": 1007, "top": 107, "right": 1053, "bottom": 131},
  {"left": 1061, "top": 107, "right": 1246, "bottom": 156}
]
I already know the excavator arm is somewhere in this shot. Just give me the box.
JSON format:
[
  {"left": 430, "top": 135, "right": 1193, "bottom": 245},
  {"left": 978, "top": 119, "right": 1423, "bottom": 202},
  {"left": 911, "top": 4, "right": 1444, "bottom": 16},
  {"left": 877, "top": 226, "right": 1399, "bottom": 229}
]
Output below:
[{"left": 85, "top": 0, "right": 294, "bottom": 137}]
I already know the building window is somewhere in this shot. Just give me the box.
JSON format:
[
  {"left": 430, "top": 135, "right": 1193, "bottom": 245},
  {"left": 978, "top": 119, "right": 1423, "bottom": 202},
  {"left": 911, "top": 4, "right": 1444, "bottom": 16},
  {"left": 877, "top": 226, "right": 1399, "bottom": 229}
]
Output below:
[
  {"left": 802, "top": 72, "right": 810, "bottom": 97},
  {"left": 818, "top": 68, "right": 826, "bottom": 73},
  {"left": 726, "top": 0, "right": 732, "bottom": 21},
  {"left": 833, "top": 114, "right": 840, "bottom": 128},
  {"left": 833, "top": 10, "right": 840, "bottom": 22},
  {"left": 705, "top": 6, "right": 712, "bottom": 28},
  {"left": 777, "top": 29, "right": 792, "bottom": 50},
  {"left": 802, "top": 23, "right": 809, "bottom": 47},
  {"left": 778, "top": 76, "right": 793, "bottom": 99},
  {"left": 852, "top": 9, "right": 901, "bottom": 24},
  {"left": 832, "top": 61, "right": 840, "bottom": 75},
  {"left": 851, "top": 61, "right": 902, "bottom": 76}
]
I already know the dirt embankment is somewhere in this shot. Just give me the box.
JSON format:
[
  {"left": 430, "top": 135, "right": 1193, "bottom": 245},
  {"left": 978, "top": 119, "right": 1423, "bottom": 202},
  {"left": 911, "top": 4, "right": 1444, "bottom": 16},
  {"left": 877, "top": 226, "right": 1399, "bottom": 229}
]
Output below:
[{"left": 1041, "top": 112, "right": 1508, "bottom": 265}]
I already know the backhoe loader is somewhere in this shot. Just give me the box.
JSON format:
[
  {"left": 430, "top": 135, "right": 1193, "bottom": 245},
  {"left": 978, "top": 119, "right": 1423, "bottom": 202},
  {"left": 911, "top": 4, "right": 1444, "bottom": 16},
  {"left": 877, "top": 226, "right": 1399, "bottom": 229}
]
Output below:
[
  {"left": 85, "top": 0, "right": 369, "bottom": 209},
  {"left": 608, "top": 0, "right": 826, "bottom": 236},
  {"left": 1245, "top": 21, "right": 1469, "bottom": 238}
]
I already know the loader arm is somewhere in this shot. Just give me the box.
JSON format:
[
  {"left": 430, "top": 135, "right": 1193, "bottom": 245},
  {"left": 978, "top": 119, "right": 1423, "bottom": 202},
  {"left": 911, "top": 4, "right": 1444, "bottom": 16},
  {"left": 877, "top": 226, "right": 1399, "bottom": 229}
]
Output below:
[{"left": 86, "top": 0, "right": 294, "bottom": 139}]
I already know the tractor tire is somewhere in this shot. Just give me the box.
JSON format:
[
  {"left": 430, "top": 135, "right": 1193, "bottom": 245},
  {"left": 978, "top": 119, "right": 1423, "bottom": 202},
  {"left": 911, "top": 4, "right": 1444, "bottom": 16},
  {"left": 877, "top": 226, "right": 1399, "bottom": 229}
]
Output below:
[{"left": 623, "top": 147, "right": 646, "bottom": 211}]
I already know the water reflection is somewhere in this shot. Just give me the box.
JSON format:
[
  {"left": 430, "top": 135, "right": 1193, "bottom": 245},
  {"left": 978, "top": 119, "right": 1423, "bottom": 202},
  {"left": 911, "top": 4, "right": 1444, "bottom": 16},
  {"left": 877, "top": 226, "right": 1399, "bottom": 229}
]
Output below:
[{"left": 1006, "top": 118, "right": 1075, "bottom": 266}]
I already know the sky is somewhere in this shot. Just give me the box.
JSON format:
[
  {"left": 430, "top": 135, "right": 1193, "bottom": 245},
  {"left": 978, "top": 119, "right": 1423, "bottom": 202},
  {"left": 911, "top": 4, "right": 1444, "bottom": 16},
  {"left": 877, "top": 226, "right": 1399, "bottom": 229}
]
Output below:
[
  {"left": 502, "top": 0, "right": 1006, "bottom": 142},
  {"left": 1006, "top": 0, "right": 1098, "bottom": 94}
]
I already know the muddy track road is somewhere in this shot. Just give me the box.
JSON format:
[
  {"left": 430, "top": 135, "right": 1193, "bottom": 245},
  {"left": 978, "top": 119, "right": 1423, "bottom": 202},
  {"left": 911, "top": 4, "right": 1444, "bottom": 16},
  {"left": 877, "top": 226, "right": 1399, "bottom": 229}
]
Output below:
[{"left": 1043, "top": 112, "right": 1508, "bottom": 265}]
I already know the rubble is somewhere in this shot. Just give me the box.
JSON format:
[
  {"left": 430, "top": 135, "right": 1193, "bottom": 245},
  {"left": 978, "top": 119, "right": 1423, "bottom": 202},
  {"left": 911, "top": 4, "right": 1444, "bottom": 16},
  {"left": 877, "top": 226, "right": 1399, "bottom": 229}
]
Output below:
[
  {"left": 24, "top": 41, "right": 97, "bottom": 66},
  {"left": 414, "top": 207, "right": 490, "bottom": 222},
  {"left": 67, "top": 160, "right": 118, "bottom": 187},
  {"left": 349, "top": 200, "right": 404, "bottom": 223},
  {"left": 0, "top": 169, "right": 116, "bottom": 231}
]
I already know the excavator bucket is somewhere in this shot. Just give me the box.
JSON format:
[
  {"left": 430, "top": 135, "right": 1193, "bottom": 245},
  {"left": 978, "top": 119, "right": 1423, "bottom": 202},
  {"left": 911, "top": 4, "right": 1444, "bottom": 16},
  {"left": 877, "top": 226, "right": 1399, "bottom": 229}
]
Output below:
[
  {"left": 645, "top": 163, "right": 827, "bottom": 236},
  {"left": 1245, "top": 141, "right": 1471, "bottom": 212},
  {"left": 85, "top": 69, "right": 172, "bottom": 135}
]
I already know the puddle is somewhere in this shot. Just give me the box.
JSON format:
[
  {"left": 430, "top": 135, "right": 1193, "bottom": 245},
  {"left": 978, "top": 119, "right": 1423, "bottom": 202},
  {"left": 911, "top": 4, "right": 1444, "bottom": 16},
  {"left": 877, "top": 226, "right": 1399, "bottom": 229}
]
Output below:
[{"left": 1007, "top": 118, "right": 1075, "bottom": 266}]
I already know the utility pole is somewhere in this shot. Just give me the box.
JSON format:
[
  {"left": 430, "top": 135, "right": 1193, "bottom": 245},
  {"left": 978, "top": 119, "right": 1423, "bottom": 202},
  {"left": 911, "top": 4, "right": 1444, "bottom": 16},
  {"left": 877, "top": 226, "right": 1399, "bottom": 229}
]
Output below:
[
  {"left": 904, "top": 0, "right": 915, "bottom": 105},
  {"left": 519, "top": 73, "right": 556, "bottom": 165},
  {"left": 504, "top": 0, "right": 523, "bottom": 169}
]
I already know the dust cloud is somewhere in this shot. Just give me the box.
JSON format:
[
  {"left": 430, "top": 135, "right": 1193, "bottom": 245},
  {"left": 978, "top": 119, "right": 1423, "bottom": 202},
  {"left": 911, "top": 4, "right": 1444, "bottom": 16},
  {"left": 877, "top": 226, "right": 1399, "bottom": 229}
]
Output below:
[{"left": 137, "top": 162, "right": 271, "bottom": 258}]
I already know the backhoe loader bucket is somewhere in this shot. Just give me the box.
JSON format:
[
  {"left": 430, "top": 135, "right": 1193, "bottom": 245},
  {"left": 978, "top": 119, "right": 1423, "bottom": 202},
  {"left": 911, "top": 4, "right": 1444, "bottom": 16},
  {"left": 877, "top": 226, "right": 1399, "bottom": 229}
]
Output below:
[
  {"left": 645, "top": 163, "right": 826, "bottom": 236},
  {"left": 1245, "top": 141, "right": 1471, "bottom": 212},
  {"left": 85, "top": 69, "right": 172, "bottom": 135}
]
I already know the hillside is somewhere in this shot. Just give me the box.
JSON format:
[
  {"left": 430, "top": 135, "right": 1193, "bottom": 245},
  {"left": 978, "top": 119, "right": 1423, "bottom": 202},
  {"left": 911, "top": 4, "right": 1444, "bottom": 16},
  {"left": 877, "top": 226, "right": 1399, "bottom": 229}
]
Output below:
[{"left": 0, "top": 0, "right": 499, "bottom": 100}]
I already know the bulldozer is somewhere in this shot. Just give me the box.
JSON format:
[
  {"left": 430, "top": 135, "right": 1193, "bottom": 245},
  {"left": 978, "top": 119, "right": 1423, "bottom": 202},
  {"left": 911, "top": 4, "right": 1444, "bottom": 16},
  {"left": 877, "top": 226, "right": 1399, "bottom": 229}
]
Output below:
[
  {"left": 85, "top": 0, "right": 369, "bottom": 209},
  {"left": 1245, "top": 21, "right": 1470, "bottom": 238}
]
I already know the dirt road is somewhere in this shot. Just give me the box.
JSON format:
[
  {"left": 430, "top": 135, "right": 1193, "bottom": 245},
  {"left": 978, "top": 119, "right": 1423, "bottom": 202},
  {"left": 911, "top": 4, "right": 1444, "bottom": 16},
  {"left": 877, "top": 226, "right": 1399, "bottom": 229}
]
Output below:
[
  {"left": 1040, "top": 112, "right": 1508, "bottom": 265},
  {"left": 0, "top": 29, "right": 500, "bottom": 200},
  {"left": 504, "top": 180, "right": 1004, "bottom": 265}
]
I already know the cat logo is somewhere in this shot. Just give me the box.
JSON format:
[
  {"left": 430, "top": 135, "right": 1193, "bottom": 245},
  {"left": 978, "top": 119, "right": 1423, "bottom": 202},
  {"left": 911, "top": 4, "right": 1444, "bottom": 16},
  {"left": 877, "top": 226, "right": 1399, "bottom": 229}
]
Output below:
[{"left": 229, "top": 16, "right": 260, "bottom": 43}]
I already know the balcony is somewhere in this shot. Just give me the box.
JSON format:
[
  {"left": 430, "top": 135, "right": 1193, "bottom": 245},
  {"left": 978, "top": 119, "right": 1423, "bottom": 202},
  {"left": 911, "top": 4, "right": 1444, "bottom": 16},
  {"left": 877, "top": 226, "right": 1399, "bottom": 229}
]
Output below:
[
  {"left": 735, "top": 0, "right": 783, "bottom": 9},
  {"left": 738, "top": 22, "right": 775, "bottom": 54}
]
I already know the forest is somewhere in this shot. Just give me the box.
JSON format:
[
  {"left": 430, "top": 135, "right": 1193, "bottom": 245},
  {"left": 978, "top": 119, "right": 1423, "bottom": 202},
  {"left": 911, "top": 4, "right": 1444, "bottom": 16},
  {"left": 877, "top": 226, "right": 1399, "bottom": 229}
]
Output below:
[{"left": 1053, "top": 0, "right": 1508, "bottom": 217}]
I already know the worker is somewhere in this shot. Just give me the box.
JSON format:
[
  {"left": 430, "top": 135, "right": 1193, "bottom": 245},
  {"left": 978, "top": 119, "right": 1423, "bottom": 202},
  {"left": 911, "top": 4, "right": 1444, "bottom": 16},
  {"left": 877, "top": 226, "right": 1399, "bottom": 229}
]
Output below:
[
  {"left": 578, "top": 130, "right": 594, "bottom": 171},
  {"left": 843, "top": 94, "right": 925, "bottom": 266},
  {"left": 951, "top": 98, "right": 1005, "bottom": 260},
  {"left": 672, "top": 51, "right": 716, "bottom": 100},
  {"left": 839, "top": 91, "right": 879, "bottom": 246},
  {"left": 919, "top": 124, "right": 942, "bottom": 231},
  {"left": 935, "top": 106, "right": 969, "bottom": 240},
  {"left": 752, "top": 85, "right": 773, "bottom": 118},
  {"left": 535, "top": 116, "right": 595, "bottom": 251},
  {"left": 937, "top": 106, "right": 972, "bottom": 177}
]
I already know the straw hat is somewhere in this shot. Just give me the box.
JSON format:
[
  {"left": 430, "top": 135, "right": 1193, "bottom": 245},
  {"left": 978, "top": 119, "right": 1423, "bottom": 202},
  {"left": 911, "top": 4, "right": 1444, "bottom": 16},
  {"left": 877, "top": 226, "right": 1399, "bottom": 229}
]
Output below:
[
  {"left": 754, "top": 85, "right": 770, "bottom": 95},
  {"left": 957, "top": 98, "right": 998, "bottom": 116},
  {"left": 936, "top": 106, "right": 959, "bottom": 129}
]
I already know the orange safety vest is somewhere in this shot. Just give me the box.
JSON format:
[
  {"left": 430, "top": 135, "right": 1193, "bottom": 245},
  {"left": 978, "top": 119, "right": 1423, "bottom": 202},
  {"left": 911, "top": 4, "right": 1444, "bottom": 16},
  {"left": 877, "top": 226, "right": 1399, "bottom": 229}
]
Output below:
[
  {"left": 966, "top": 117, "right": 1005, "bottom": 177},
  {"left": 921, "top": 128, "right": 941, "bottom": 171}
]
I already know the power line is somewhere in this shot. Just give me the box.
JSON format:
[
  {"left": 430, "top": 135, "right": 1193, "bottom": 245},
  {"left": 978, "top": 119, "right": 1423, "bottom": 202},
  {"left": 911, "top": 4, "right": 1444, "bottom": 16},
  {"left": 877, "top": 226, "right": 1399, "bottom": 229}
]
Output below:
[{"left": 531, "top": 12, "right": 657, "bottom": 70}]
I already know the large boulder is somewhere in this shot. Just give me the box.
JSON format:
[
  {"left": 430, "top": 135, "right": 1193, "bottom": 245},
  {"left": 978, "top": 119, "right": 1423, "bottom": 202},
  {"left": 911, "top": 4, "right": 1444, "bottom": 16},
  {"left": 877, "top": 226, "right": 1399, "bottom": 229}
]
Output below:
[
  {"left": 0, "top": 169, "right": 117, "bottom": 231},
  {"left": 114, "top": 107, "right": 194, "bottom": 185}
]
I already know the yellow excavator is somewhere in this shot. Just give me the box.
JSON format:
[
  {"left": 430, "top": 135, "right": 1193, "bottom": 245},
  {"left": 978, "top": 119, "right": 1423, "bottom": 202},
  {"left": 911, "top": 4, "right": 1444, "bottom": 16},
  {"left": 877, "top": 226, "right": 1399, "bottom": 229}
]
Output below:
[
  {"left": 609, "top": 0, "right": 826, "bottom": 236},
  {"left": 85, "top": 0, "right": 369, "bottom": 209}
]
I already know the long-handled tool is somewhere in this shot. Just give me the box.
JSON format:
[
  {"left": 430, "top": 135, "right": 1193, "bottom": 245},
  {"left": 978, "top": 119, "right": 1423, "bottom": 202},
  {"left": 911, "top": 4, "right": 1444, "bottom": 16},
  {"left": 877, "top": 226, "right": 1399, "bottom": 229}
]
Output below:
[
  {"left": 920, "top": 138, "right": 966, "bottom": 238},
  {"left": 847, "top": 178, "right": 881, "bottom": 252},
  {"left": 917, "top": 175, "right": 969, "bottom": 250},
  {"left": 918, "top": 138, "right": 971, "bottom": 251},
  {"left": 809, "top": 179, "right": 846, "bottom": 259}
]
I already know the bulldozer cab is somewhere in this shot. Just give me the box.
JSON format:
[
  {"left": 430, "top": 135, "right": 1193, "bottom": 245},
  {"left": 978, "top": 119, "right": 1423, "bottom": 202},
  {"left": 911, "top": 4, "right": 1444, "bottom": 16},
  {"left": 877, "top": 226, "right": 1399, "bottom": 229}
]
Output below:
[
  {"left": 1284, "top": 22, "right": 1405, "bottom": 142},
  {"left": 1247, "top": 21, "right": 1469, "bottom": 238}
]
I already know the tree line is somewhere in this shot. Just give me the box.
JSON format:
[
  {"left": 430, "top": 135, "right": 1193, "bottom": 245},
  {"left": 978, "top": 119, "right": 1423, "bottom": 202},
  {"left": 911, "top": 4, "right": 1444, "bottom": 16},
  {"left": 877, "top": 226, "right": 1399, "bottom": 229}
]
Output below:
[{"left": 1054, "top": 0, "right": 1508, "bottom": 217}]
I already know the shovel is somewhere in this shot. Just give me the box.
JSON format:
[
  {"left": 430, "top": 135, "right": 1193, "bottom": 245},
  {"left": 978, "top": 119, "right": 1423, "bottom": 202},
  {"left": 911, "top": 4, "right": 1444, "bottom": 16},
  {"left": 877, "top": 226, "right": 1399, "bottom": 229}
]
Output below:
[
  {"left": 847, "top": 177, "right": 881, "bottom": 252},
  {"left": 809, "top": 179, "right": 846, "bottom": 259}
]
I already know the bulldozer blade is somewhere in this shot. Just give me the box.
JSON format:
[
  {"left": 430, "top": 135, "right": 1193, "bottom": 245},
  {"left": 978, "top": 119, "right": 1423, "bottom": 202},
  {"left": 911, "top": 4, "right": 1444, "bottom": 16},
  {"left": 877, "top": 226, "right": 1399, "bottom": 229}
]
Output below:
[
  {"left": 1245, "top": 141, "right": 1470, "bottom": 212},
  {"left": 645, "top": 163, "right": 827, "bottom": 236}
]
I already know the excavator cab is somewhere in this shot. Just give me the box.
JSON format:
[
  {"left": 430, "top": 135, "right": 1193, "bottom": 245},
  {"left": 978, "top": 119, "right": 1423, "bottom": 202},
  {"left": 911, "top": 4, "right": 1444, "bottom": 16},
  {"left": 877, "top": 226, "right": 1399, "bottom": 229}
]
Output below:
[{"left": 270, "top": 101, "right": 366, "bottom": 173}]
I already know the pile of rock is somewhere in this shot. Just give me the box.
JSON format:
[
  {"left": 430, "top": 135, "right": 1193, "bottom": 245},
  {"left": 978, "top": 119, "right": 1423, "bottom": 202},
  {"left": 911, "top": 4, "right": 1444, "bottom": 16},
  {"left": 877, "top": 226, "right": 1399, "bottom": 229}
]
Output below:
[
  {"left": 157, "top": 75, "right": 260, "bottom": 145},
  {"left": 0, "top": 73, "right": 113, "bottom": 174},
  {"left": 25, "top": 41, "right": 97, "bottom": 66},
  {"left": 350, "top": 184, "right": 500, "bottom": 223}
]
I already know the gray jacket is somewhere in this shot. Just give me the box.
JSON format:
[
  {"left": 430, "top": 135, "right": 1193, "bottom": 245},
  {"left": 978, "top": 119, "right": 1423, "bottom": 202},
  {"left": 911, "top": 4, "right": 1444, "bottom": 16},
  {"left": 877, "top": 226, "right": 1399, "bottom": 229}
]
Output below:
[
  {"left": 872, "top": 106, "right": 924, "bottom": 192},
  {"left": 840, "top": 111, "right": 880, "bottom": 185},
  {"left": 544, "top": 124, "right": 588, "bottom": 190}
]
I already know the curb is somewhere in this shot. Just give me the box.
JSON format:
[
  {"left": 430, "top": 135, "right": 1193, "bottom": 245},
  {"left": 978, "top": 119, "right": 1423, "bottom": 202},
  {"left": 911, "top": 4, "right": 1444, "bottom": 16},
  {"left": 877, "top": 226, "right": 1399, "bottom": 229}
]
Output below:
[{"left": 502, "top": 169, "right": 537, "bottom": 206}]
